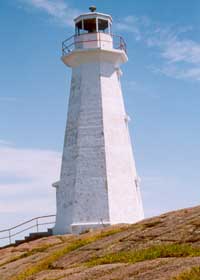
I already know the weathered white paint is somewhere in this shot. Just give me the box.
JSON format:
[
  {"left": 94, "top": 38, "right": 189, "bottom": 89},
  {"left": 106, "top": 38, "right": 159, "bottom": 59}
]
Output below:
[
  {"left": 53, "top": 11, "right": 144, "bottom": 235},
  {"left": 75, "top": 33, "right": 113, "bottom": 50}
]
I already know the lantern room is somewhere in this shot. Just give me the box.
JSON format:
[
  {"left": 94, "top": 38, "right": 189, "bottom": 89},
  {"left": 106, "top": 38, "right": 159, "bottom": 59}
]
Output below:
[
  {"left": 62, "top": 7, "right": 127, "bottom": 56},
  {"left": 73, "top": 7, "right": 113, "bottom": 50},
  {"left": 75, "top": 7, "right": 112, "bottom": 35}
]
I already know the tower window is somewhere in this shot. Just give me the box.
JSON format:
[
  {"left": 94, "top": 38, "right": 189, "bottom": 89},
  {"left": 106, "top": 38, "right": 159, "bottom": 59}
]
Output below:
[
  {"left": 98, "top": 19, "right": 109, "bottom": 33},
  {"left": 75, "top": 18, "right": 111, "bottom": 35},
  {"left": 75, "top": 18, "right": 97, "bottom": 34},
  {"left": 75, "top": 20, "right": 84, "bottom": 35},
  {"left": 84, "top": 18, "right": 97, "bottom": 33}
]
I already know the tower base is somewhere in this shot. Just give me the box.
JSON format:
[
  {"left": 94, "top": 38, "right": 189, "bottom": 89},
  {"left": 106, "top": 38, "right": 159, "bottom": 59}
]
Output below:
[
  {"left": 71, "top": 222, "right": 110, "bottom": 234},
  {"left": 53, "top": 221, "right": 110, "bottom": 235}
]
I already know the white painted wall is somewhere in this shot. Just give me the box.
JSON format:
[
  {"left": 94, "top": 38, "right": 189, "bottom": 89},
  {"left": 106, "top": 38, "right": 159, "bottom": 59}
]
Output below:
[
  {"left": 100, "top": 62, "right": 144, "bottom": 223},
  {"left": 53, "top": 35, "right": 144, "bottom": 235},
  {"left": 75, "top": 33, "right": 113, "bottom": 50}
]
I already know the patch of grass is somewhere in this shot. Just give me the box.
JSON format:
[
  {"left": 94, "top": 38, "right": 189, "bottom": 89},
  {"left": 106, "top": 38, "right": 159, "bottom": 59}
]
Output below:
[
  {"left": 173, "top": 266, "right": 200, "bottom": 280},
  {"left": 97, "top": 227, "right": 125, "bottom": 238},
  {"left": 86, "top": 243, "right": 200, "bottom": 267},
  {"left": 0, "top": 245, "right": 52, "bottom": 268},
  {"left": 10, "top": 227, "right": 125, "bottom": 280},
  {"left": 141, "top": 220, "right": 163, "bottom": 229},
  {"left": 10, "top": 239, "right": 90, "bottom": 280}
]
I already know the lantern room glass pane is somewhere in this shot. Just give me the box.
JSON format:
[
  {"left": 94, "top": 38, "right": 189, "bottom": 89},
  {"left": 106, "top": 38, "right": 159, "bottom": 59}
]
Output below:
[
  {"left": 83, "top": 18, "right": 97, "bottom": 33},
  {"left": 98, "top": 19, "right": 109, "bottom": 33},
  {"left": 75, "top": 20, "right": 85, "bottom": 35},
  {"left": 75, "top": 18, "right": 111, "bottom": 35}
]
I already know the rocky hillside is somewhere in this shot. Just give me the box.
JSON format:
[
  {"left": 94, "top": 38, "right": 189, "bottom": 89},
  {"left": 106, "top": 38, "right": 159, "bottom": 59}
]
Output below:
[{"left": 0, "top": 206, "right": 200, "bottom": 280}]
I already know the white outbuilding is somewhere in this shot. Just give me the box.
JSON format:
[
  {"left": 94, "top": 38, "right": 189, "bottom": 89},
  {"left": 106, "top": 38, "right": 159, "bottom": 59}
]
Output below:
[{"left": 53, "top": 7, "right": 144, "bottom": 234}]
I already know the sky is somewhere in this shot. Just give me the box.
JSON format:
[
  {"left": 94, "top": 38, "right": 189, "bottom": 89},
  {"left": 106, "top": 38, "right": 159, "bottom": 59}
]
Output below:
[{"left": 0, "top": 0, "right": 200, "bottom": 236}]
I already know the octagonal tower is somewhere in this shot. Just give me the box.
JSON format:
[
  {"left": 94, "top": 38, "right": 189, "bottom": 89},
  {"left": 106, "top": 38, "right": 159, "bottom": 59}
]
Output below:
[{"left": 53, "top": 7, "right": 144, "bottom": 234}]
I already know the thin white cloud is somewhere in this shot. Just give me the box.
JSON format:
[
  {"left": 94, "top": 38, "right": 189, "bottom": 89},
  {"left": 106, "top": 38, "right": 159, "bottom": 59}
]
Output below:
[
  {"left": 149, "top": 32, "right": 200, "bottom": 81},
  {"left": 17, "top": 1, "right": 200, "bottom": 81},
  {"left": 0, "top": 197, "right": 55, "bottom": 214},
  {"left": 180, "top": 67, "right": 200, "bottom": 81},
  {"left": 161, "top": 39, "right": 200, "bottom": 65},
  {"left": 0, "top": 144, "right": 61, "bottom": 180},
  {"left": 115, "top": 16, "right": 142, "bottom": 41},
  {"left": 20, "top": 0, "right": 81, "bottom": 27},
  {"left": 0, "top": 142, "right": 61, "bottom": 218},
  {"left": 152, "top": 65, "right": 200, "bottom": 82},
  {"left": 0, "top": 140, "right": 12, "bottom": 146},
  {"left": 146, "top": 27, "right": 200, "bottom": 81},
  {"left": 118, "top": 15, "right": 200, "bottom": 82}
]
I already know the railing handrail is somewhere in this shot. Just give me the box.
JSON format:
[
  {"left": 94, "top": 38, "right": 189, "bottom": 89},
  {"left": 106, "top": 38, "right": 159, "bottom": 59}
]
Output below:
[
  {"left": 62, "top": 34, "right": 75, "bottom": 45},
  {"left": 0, "top": 215, "right": 56, "bottom": 233},
  {"left": 62, "top": 32, "right": 127, "bottom": 55},
  {"left": 0, "top": 214, "right": 56, "bottom": 246}
]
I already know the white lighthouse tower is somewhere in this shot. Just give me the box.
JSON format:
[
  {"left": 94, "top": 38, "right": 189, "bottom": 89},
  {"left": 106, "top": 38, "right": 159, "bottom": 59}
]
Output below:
[{"left": 53, "top": 7, "right": 144, "bottom": 235}]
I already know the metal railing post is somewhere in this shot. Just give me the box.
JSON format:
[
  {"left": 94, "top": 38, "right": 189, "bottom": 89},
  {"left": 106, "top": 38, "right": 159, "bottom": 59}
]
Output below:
[
  {"left": 61, "top": 33, "right": 127, "bottom": 56},
  {"left": 36, "top": 218, "right": 39, "bottom": 233},
  {"left": 0, "top": 215, "right": 56, "bottom": 247},
  {"left": 8, "top": 230, "right": 11, "bottom": 244}
]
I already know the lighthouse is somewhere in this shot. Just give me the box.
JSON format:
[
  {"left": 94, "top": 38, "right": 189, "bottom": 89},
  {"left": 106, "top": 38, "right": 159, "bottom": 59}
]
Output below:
[{"left": 53, "top": 7, "right": 144, "bottom": 235}]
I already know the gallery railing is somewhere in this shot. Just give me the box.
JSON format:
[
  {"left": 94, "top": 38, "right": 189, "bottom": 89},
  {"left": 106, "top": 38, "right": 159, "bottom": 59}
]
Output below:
[
  {"left": 62, "top": 33, "right": 127, "bottom": 55},
  {"left": 0, "top": 215, "right": 55, "bottom": 247}
]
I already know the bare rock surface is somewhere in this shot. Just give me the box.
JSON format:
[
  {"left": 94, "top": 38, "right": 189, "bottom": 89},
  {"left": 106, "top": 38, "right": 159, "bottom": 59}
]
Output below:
[{"left": 0, "top": 206, "right": 200, "bottom": 280}]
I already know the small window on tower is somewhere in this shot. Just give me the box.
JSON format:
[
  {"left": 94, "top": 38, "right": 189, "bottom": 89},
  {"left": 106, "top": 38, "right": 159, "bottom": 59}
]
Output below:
[{"left": 98, "top": 19, "right": 109, "bottom": 33}]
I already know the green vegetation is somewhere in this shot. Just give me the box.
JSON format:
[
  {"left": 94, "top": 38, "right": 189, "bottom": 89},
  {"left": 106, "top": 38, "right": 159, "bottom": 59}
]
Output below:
[
  {"left": 0, "top": 244, "right": 52, "bottom": 268},
  {"left": 1, "top": 207, "right": 199, "bottom": 280},
  {"left": 9, "top": 226, "right": 200, "bottom": 280},
  {"left": 10, "top": 227, "right": 125, "bottom": 280},
  {"left": 86, "top": 244, "right": 200, "bottom": 267},
  {"left": 10, "top": 241, "right": 87, "bottom": 280},
  {"left": 96, "top": 227, "right": 126, "bottom": 238},
  {"left": 173, "top": 266, "right": 200, "bottom": 280},
  {"left": 140, "top": 220, "right": 163, "bottom": 229},
  {"left": 11, "top": 239, "right": 91, "bottom": 280}
]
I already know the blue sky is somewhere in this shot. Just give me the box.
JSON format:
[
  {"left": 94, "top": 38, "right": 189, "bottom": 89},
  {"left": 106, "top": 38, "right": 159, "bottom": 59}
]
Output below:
[{"left": 0, "top": 0, "right": 200, "bottom": 232}]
